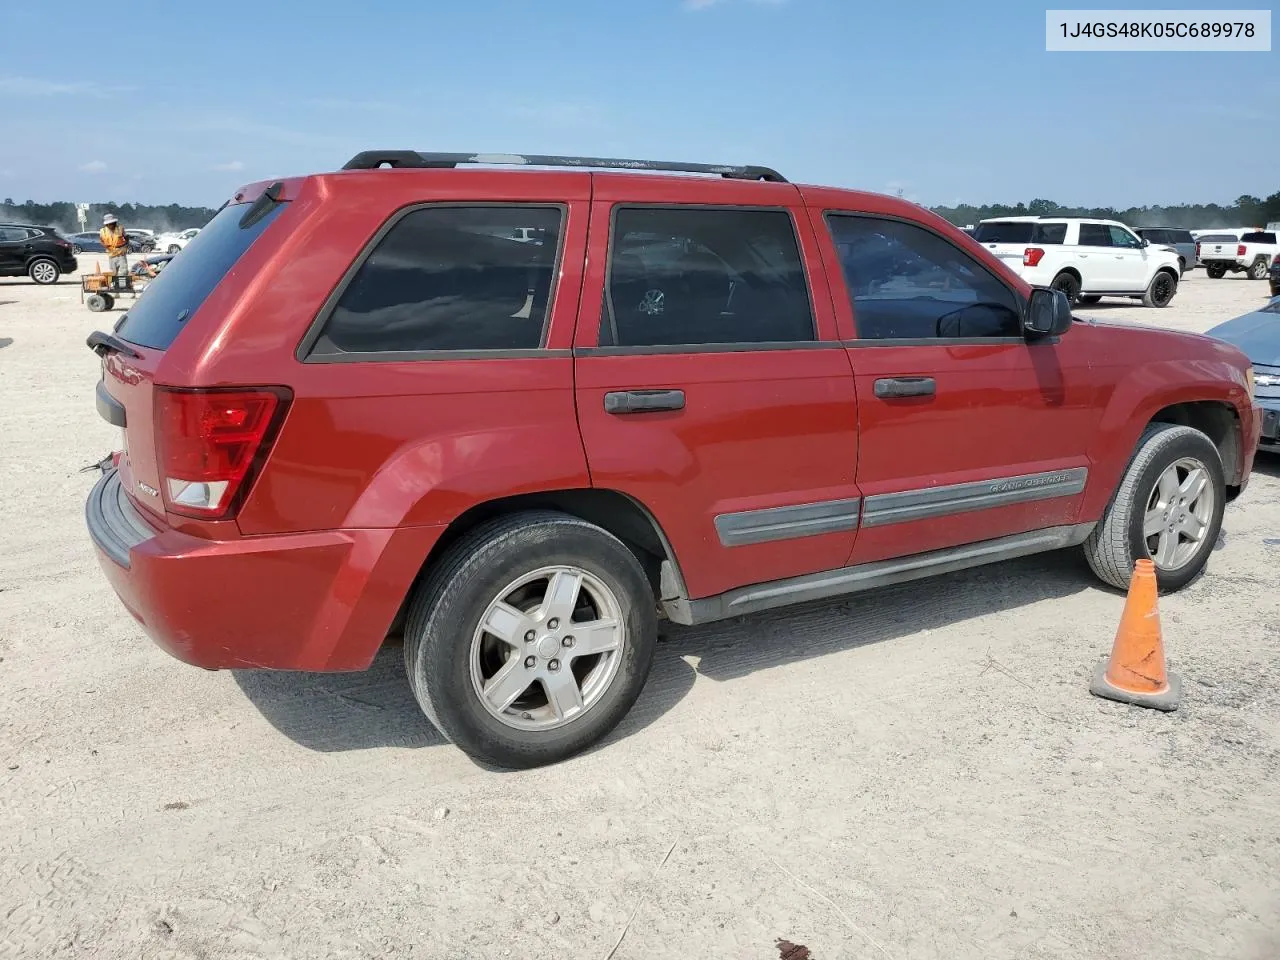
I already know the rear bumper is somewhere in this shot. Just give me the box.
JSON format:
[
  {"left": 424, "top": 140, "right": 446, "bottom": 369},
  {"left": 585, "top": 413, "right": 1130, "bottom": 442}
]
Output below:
[{"left": 86, "top": 469, "right": 443, "bottom": 671}]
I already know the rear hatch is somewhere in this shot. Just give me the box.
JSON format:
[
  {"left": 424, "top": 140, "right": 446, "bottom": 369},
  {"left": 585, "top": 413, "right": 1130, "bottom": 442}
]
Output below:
[
  {"left": 95, "top": 199, "right": 286, "bottom": 521},
  {"left": 1198, "top": 233, "right": 1242, "bottom": 261},
  {"left": 972, "top": 220, "right": 1066, "bottom": 273}
]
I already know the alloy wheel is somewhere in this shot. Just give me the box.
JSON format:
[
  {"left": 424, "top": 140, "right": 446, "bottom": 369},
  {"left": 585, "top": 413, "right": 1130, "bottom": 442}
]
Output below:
[
  {"left": 1143, "top": 457, "right": 1214, "bottom": 570},
  {"left": 469, "top": 565, "right": 626, "bottom": 731}
]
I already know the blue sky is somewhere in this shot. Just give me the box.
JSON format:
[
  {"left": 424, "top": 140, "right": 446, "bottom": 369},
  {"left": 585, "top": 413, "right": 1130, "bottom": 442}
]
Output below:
[{"left": 1, "top": 0, "right": 1275, "bottom": 208}]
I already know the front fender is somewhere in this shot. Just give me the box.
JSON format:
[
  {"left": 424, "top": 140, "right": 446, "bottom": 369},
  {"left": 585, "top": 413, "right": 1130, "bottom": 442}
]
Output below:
[
  {"left": 1080, "top": 357, "right": 1253, "bottom": 519},
  {"left": 342, "top": 421, "right": 592, "bottom": 529}
]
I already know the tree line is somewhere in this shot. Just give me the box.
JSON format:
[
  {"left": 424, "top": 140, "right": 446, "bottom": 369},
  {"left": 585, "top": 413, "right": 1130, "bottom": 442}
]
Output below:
[
  {"left": 0, "top": 199, "right": 218, "bottom": 235},
  {"left": 931, "top": 193, "right": 1280, "bottom": 229},
  {"left": 4, "top": 191, "right": 1279, "bottom": 235}
]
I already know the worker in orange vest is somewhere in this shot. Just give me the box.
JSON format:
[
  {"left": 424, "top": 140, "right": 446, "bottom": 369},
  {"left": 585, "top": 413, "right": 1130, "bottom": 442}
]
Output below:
[{"left": 99, "top": 214, "right": 129, "bottom": 279}]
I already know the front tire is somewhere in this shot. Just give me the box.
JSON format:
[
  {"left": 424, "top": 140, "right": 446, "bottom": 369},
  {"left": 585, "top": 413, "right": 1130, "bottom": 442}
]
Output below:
[
  {"left": 1248, "top": 259, "right": 1269, "bottom": 280},
  {"left": 1084, "top": 424, "right": 1225, "bottom": 592},
  {"left": 28, "top": 259, "right": 60, "bottom": 285},
  {"left": 404, "top": 511, "right": 658, "bottom": 769},
  {"left": 85, "top": 293, "right": 108, "bottom": 312},
  {"left": 1051, "top": 271, "right": 1081, "bottom": 305},
  {"left": 167, "top": 244, "right": 181, "bottom": 254},
  {"left": 1142, "top": 270, "right": 1177, "bottom": 308}
]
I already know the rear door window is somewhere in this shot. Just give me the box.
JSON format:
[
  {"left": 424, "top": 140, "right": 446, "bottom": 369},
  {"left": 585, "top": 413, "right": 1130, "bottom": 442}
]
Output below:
[
  {"left": 114, "top": 203, "right": 284, "bottom": 350},
  {"left": 601, "top": 207, "right": 814, "bottom": 347},
  {"left": 1078, "top": 223, "right": 1112, "bottom": 247},
  {"left": 1033, "top": 223, "right": 1067, "bottom": 244}
]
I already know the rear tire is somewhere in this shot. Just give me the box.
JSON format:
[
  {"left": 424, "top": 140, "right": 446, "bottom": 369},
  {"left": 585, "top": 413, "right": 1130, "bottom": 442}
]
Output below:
[
  {"left": 1078, "top": 295, "right": 1102, "bottom": 305},
  {"left": 404, "top": 511, "right": 658, "bottom": 769},
  {"left": 1142, "top": 270, "right": 1177, "bottom": 308},
  {"left": 1084, "top": 424, "right": 1225, "bottom": 593},
  {"left": 28, "top": 258, "right": 60, "bottom": 285},
  {"left": 167, "top": 244, "right": 181, "bottom": 254},
  {"left": 1051, "top": 271, "right": 1081, "bottom": 305},
  {"left": 1248, "top": 258, "right": 1269, "bottom": 280},
  {"left": 1206, "top": 264, "right": 1227, "bottom": 279}
]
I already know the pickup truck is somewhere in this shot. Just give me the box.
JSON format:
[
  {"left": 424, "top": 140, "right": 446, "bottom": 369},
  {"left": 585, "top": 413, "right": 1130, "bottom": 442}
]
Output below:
[{"left": 1200, "top": 231, "right": 1278, "bottom": 280}]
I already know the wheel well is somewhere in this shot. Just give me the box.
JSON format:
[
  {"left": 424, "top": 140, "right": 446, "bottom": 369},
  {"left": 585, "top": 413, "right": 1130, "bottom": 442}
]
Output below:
[
  {"left": 388, "top": 489, "right": 681, "bottom": 635},
  {"left": 1148, "top": 401, "right": 1243, "bottom": 497},
  {"left": 1052, "top": 267, "right": 1081, "bottom": 283}
]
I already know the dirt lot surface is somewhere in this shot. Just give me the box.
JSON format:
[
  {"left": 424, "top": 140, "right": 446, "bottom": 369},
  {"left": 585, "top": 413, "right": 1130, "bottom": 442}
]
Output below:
[{"left": 2, "top": 267, "right": 1278, "bottom": 960}]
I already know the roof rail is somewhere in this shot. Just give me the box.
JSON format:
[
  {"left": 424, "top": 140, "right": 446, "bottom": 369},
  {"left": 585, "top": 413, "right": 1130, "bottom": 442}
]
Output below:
[{"left": 340, "top": 151, "right": 788, "bottom": 183}]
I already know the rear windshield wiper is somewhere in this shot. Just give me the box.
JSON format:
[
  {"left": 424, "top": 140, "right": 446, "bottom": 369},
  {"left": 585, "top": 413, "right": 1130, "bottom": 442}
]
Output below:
[
  {"left": 239, "top": 181, "right": 283, "bottom": 229},
  {"left": 86, "top": 330, "right": 142, "bottom": 359}
]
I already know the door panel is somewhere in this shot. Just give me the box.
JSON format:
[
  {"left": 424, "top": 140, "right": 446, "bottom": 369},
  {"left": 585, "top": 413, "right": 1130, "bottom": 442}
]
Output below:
[
  {"left": 843, "top": 340, "right": 1099, "bottom": 564},
  {"left": 573, "top": 178, "right": 861, "bottom": 601}
]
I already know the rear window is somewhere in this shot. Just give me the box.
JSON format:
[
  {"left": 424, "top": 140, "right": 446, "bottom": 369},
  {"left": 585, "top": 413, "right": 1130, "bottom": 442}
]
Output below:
[
  {"left": 1242, "top": 232, "right": 1277, "bottom": 244},
  {"left": 114, "top": 203, "right": 283, "bottom": 350},
  {"left": 972, "top": 221, "right": 1065, "bottom": 244},
  {"left": 1198, "top": 234, "right": 1239, "bottom": 243},
  {"left": 1173, "top": 230, "right": 1194, "bottom": 243}
]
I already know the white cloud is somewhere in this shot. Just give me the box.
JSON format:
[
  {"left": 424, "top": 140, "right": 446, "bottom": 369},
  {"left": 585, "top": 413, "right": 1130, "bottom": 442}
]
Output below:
[
  {"left": 80, "top": 160, "right": 107, "bottom": 172},
  {"left": 212, "top": 160, "right": 246, "bottom": 172}
]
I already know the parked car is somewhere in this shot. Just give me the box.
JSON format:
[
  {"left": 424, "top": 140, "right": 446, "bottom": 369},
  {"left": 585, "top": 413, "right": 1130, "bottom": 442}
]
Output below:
[
  {"left": 1136, "top": 228, "right": 1196, "bottom": 275},
  {"left": 1206, "top": 296, "right": 1280, "bottom": 454},
  {"left": 85, "top": 151, "right": 1260, "bottom": 768},
  {"left": 974, "top": 216, "right": 1182, "bottom": 307},
  {"left": 68, "top": 231, "right": 105, "bottom": 254},
  {"left": 154, "top": 227, "right": 200, "bottom": 254},
  {"left": 1271, "top": 257, "right": 1280, "bottom": 297},
  {"left": 0, "top": 222, "right": 78, "bottom": 283},
  {"left": 125, "top": 229, "right": 157, "bottom": 253},
  {"left": 1199, "top": 231, "right": 1279, "bottom": 280}
]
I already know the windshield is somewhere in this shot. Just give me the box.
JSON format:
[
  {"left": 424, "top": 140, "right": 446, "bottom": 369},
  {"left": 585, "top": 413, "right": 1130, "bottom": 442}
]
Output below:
[{"left": 113, "top": 203, "right": 284, "bottom": 350}]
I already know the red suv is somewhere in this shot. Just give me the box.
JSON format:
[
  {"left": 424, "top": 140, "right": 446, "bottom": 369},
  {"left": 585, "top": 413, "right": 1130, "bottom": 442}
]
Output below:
[{"left": 86, "top": 152, "right": 1261, "bottom": 767}]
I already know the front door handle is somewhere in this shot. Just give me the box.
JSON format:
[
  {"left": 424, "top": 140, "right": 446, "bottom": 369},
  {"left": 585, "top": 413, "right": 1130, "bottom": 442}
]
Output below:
[
  {"left": 874, "top": 377, "right": 935, "bottom": 399},
  {"left": 604, "top": 389, "right": 686, "bottom": 414}
]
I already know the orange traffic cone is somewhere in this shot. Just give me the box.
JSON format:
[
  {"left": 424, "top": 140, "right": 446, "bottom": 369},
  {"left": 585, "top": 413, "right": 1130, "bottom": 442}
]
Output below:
[{"left": 1090, "top": 559, "right": 1181, "bottom": 711}]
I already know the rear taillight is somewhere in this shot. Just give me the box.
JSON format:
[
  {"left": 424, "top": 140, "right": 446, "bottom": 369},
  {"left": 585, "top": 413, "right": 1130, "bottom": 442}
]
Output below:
[
  {"left": 1023, "top": 247, "right": 1046, "bottom": 267},
  {"left": 1195, "top": 243, "right": 1201, "bottom": 257},
  {"left": 155, "top": 387, "right": 290, "bottom": 519},
  {"left": 1237, "top": 244, "right": 1247, "bottom": 256}
]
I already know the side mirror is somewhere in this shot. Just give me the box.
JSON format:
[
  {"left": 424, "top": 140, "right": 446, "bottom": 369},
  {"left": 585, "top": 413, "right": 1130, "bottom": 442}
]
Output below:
[
  {"left": 1141, "top": 238, "right": 1150, "bottom": 247},
  {"left": 1024, "top": 287, "right": 1072, "bottom": 338}
]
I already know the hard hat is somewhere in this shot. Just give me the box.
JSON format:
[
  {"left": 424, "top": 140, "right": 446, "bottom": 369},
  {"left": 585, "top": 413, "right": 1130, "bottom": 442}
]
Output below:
[{"left": 103, "top": 214, "right": 118, "bottom": 225}]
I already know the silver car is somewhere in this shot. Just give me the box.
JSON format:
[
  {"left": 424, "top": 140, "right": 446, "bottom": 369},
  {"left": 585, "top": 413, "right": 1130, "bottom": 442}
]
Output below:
[
  {"left": 1207, "top": 296, "right": 1280, "bottom": 454},
  {"left": 1137, "top": 228, "right": 1197, "bottom": 276}
]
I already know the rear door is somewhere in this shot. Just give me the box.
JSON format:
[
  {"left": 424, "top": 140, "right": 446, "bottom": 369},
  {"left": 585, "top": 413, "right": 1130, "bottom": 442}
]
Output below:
[
  {"left": 1076, "top": 222, "right": 1122, "bottom": 290},
  {"left": 101, "top": 200, "right": 288, "bottom": 519},
  {"left": 573, "top": 177, "right": 862, "bottom": 602},
  {"left": 0, "top": 226, "right": 26, "bottom": 271}
]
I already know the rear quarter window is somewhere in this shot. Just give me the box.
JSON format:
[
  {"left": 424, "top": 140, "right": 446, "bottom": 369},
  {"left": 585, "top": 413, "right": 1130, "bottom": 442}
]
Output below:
[
  {"left": 306, "top": 205, "right": 564, "bottom": 358},
  {"left": 972, "top": 222, "right": 1033, "bottom": 244},
  {"left": 1242, "top": 232, "right": 1277, "bottom": 244},
  {"left": 113, "top": 203, "right": 284, "bottom": 350}
]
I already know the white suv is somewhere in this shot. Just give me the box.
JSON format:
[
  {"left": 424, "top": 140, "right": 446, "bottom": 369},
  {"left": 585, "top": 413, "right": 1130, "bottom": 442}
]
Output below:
[{"left": 973, "top": 217, "right": 1182, "bottom": 308}]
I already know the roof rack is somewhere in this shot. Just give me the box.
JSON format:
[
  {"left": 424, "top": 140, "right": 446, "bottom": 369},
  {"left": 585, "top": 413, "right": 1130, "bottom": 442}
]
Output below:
[{"left": 341, "top": 151, "right": 788, "bottom": 183}]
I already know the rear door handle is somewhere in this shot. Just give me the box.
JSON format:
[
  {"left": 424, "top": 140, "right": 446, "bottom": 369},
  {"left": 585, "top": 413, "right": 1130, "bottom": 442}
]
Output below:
[
  {"left": 604, "top": 389, "right": 686, "bottom": 414},
  {"left": 874, "top": 377, "right": 935, "bottom": 399}
]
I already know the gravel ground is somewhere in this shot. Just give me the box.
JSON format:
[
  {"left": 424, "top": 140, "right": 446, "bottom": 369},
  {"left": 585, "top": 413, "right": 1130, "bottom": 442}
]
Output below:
[{"left": 1, "top": 266, "right": 1278, "bottom": 960}]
